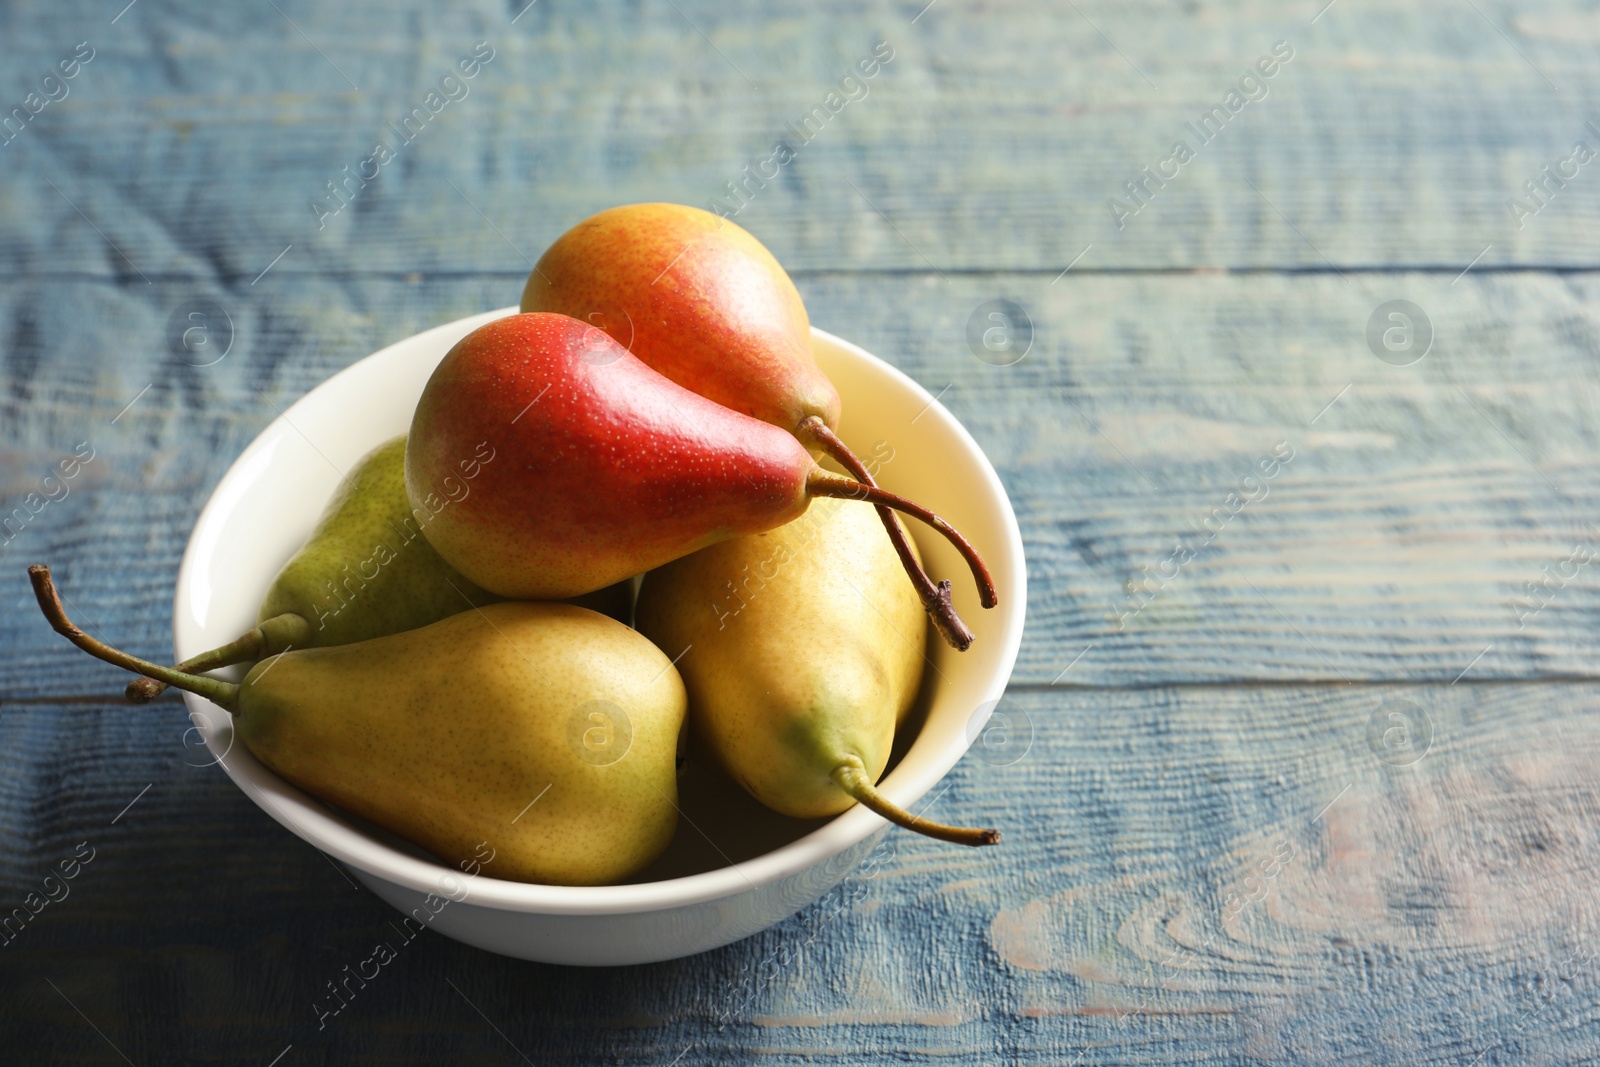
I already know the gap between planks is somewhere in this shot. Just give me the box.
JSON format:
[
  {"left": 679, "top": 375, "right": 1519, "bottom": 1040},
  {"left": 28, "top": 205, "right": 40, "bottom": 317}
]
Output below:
[
  {"left": 10, "top": 264, "right": 1600, "bottom": 285},
  {"left": 12, "top": 677, "right": 1600, "bottom": 706}
]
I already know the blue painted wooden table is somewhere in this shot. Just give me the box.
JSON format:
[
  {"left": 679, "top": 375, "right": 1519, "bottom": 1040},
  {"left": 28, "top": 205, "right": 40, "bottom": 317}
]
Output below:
[{"left": 6, "top": 1, "right": 1600, "bottom": 1062}]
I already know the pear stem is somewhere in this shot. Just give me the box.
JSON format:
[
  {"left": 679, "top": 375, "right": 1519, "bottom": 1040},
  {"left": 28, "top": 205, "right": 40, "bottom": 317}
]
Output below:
[
  {"left": 831, "top": 758, "right": 999, "bottom": 847},
  {"left": 125, "top": 611, "right": 312, "bottom": 703},
  {"left": 804, "top": 470, "right": 999, "bottom": 611},
  {"left": 126, "top": 623, "right": 275, "bottom": 703},
  {"left": 29, "top": 565, "right": 241, "bottom": 712},
  {"left": 798, "top": 417, "right": 976, "bottom": 652}
]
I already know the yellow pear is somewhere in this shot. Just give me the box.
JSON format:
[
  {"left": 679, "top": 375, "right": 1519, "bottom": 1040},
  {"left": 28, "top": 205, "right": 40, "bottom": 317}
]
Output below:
[
  {"left": 636, "top": 497, "right": 997, "bottom": 846},
  {"left": 32, "top": 567, "right": 685, "bottom": 886}
]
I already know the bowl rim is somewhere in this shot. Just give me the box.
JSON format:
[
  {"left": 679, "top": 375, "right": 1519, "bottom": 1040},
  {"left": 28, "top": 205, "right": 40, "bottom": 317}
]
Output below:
[{"left": 176, "top": 308, "right": 1026, "bottom": 915}]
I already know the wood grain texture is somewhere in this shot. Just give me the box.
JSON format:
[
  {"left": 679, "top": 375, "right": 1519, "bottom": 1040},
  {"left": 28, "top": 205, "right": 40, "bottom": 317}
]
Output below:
[
  {"left": 2, "top": 0, "right": 1600, "bottom": 277},
  {"left": 3, "top": 0, "right": 1599, "bottom": 1062},
  {"left": 3, "top": 683, "right": 1598, "bottom": 1065},
  {"left": 4, "top": 271, "right": 1600, "bottom": 693}
]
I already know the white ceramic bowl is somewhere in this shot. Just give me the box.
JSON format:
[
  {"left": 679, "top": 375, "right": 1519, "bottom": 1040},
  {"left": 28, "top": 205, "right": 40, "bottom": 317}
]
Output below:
[{"left": 175, "top": 307, "right": 1025, "bottom": 965}]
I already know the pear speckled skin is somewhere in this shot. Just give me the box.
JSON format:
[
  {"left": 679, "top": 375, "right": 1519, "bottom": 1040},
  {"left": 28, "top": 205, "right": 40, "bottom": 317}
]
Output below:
[
  {"left": 406, "top": 313, "right": 822, "bottom": 600},
  {"left": 235, "top": 602, "right": 686, "bottom": 886},
  {"left": 636, "top": 496, "right": 927, "bottom": 819},
  {"left": 521, "top": 203, "right": 841, "bottom": 435},
  {"left": 259, "top": 435, "right": 501, "bottom": 648}
]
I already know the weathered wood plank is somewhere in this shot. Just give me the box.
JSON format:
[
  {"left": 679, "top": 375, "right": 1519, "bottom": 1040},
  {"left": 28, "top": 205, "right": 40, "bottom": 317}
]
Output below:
[
  {"left": 0, "top": 1, "right": 1597, "bottom": 276},
  {"left": 2, "top": 681, "right": 1597, "bottom": 1064},
  {"left": 4, "top": 1, "right": 1599, "bottom": 1062},
  {"left": 801, "top": 267, "right": 1600, "bottom": 687},
  {"left": 4, "top": 270, "right": 1600, "bottom": 696}
]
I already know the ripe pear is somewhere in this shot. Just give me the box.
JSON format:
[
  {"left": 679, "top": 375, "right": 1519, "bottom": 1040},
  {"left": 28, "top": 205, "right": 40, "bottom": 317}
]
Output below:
[
  {"left": 405, "top": 313, "right": 994, "bottom": 614},
  {"left": 34, "top": 566, "right": 683, "bottom": 886},
  {"left": 635, "top": 497, "right": 998, "bottom": 846},
  {"left": 128, "top": 435, "right": 630, "bottom": 702},
  {"left": 521, "top": 203, "right": 985, "bottom": 650},
  {"left": 521, "top": 203, "right": 838, "bottom": 434}
]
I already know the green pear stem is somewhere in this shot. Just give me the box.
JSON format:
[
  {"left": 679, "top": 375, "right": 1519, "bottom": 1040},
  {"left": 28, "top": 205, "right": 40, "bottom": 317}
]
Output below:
[
  {"left": 29, "top": 566, "right": 241, "bottom": 712},
  {"left": 805, "top": 470, "right": 999, "bottom": 611},
  {"left": 831, "top": 757, "right": 999, "bottom": 847},
  {"left": 125, "top": 612, "right": 311, "bottom": 704},
  {"left": 799, "top": 417, "right": 976, "bottom": 652},
  {"left": 126, "top": 635, "right": 259, "bottom": 702}
]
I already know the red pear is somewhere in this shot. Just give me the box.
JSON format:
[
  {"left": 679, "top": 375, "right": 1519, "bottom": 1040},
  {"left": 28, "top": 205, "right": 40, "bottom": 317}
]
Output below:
[
  {"left": 405, "top": 313, "right": 994, "bottom": 605},
  {"left": 520, "top": 203, "right": 994, "bottom": 647}
]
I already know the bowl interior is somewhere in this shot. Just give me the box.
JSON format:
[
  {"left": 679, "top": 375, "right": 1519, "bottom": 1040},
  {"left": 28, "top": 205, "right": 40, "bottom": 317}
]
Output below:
[{"left": 175, "top": 308, "right": 1025, "bottom": 913}]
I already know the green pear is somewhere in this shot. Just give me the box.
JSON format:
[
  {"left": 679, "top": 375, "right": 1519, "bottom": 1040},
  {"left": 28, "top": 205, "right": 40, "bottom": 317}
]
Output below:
[
  {"left": 35, "top": 568, "right": 683, "bottom": 886},
  {"left": 254, "top": 434, "right": 503, "bottom": 644},
  {"left": 635, "top": 497, "right": 998, "bottom": 846},
  {"left": 128, "top": 435, "right": 631, "bottom": 702}
]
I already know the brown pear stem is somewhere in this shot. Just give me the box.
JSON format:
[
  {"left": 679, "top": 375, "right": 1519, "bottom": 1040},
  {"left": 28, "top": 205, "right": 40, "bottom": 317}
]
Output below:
[
  {"left": 831, "top": 758, "right": 999, "bottom": 847},
  {"left": 28, "top": 566, "right": 241, "bottom": 712},
  {"left": 798, "top": 417, "right": 975, "bottom": 652},
  {"left": 805, "top": 470, "right": 999, "bottom": 611}
]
